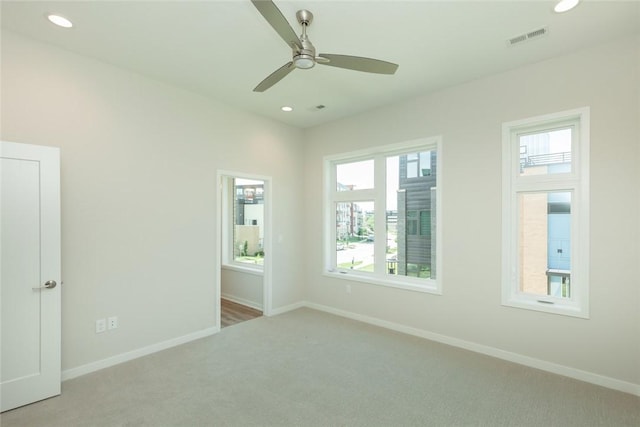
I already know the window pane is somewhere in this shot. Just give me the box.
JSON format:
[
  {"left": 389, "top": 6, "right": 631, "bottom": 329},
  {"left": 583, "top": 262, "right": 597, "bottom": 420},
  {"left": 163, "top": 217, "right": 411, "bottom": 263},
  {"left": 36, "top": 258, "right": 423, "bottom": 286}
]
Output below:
[
  {"left": 385, "top": 157, "right": 399, "bottom": 275},
  {"left": 336, "top": 160, "right": 374, "bottom": 191},
  {"left": 407, "top": 160, "right": 418, "bottom": 178},
  {"left": 336, "top": 201, "right": 375, "bottom": 272},
  {"left": 233, "top": 178, "right": 264, "bottom": 266},
  {"left": 405, "top": 151, "right": 432, "bottom": 179},
  {"left": 420, "top": 151, "right": 432, "bottom": 176},
  {"left": 407, "top": 211, "right": 418, "bottom": 235},
  {"left": 387, "top": 153, "right": 437, "bottom": 280},
  {"left": 519, "top": 128, "right": 572, "bottom": 176},
  {"left": 420, "top": 210, "right": 431, "bottom": 236},
  {"left": 518, "top": 192, "right": 571, "bottom": 298}
]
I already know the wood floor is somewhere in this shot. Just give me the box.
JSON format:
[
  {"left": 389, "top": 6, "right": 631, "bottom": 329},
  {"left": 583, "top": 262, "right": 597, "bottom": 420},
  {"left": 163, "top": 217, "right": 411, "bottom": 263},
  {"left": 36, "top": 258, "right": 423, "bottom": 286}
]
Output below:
[{"left": 221, "top": 299, "right": 262, "bottom": 328}]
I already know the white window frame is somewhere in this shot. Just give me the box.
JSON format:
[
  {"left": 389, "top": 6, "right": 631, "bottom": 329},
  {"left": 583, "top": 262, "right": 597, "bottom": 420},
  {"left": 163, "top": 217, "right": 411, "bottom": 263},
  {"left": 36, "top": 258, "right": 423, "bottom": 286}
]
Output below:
[
  {"left": 221, "top": 173, "right": 267, "bottom": 274},
  {"left": 323, "top": 137, "right": 443, "bottom": 294},
  {"left": 502, "top": 107, "right": 590, "bottom": 318}
]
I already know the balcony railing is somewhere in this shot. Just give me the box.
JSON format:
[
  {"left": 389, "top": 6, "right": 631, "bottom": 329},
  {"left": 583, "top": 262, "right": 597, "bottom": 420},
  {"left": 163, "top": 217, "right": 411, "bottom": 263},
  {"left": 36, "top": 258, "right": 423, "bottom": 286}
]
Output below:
[{"left": 521, "top": 151, "right": 571, "bottom": 168}]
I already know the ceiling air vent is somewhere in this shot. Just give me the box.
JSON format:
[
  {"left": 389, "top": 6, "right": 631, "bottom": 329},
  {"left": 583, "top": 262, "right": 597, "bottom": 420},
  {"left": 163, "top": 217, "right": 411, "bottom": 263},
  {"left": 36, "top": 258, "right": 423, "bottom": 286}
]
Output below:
[{"left": 508, "top": 26, "right": 548, "bottom": 46}]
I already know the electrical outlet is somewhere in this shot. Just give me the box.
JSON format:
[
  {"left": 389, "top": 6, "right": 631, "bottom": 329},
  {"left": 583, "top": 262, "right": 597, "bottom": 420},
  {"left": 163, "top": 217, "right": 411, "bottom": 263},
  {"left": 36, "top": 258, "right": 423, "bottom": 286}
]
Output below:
[
  {"left": 346, "top": 284, "right": 352, "bottom": 294},
  {"left": 107, "top": 316, "right": 118, "bottom": 330},
  {"left": 96, "top": 318, "right": 106, "bottom": 333}
]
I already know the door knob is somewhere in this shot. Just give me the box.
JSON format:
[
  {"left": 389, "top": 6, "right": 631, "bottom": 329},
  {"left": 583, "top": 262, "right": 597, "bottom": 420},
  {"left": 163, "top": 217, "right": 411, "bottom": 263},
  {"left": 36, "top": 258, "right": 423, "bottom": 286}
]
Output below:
[{"left": 33, "top": 280, "right": 57, "bottom": 290}]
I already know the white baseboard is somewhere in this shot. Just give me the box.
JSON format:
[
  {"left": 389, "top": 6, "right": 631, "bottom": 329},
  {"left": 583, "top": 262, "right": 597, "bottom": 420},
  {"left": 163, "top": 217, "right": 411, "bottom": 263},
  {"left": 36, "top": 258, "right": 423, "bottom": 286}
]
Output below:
[
  {"left": 304, "top": 301, "right": 640, "bottom": 397},
  {"left": 60, "top": 301, "right": 640, "bottom": 397},
  {"left": 60, "top": 301, "right": 300, "bottom": 382},
  {"left": 60, "top": 298, "right": 298, "bottom": 382},
  {"left": 62, "top": 326, "right": 219, "bottom": 381},
  {"left": 269, "top": 301, "right": 306, "bottom": 316},
  {"left": 221, "top": 294, "right": 263, "bottom": 311}
]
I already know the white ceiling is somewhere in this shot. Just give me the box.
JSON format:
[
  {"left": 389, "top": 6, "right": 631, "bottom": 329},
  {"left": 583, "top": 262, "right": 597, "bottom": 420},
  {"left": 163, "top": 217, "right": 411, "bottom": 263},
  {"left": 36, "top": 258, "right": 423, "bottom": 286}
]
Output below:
[{"left": 2, "top": 1, "right": 639, "bottom": 128}]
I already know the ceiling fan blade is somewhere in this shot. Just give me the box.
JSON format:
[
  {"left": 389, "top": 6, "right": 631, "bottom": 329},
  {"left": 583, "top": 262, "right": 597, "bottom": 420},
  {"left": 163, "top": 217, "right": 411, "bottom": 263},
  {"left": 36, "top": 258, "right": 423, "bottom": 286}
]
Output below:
[
  {"left": 251, "top": 0, "right": 302, "bottom": 51},
  {"left": 317, "top": 54, "right": 399, "bottom": 75},
  {"left": 253, "top": 62, "right": 295, "bottom": 92}
]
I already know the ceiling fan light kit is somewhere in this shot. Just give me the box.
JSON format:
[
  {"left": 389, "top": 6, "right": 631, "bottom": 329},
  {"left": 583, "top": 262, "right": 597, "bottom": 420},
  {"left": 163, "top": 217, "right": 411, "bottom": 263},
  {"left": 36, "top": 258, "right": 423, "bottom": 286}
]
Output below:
[
  {"left": 251, "top": 0, "right": 398, "bottom": 92},
  {"left": 294, "top": 56, "right": 315, "bottom": 69}
]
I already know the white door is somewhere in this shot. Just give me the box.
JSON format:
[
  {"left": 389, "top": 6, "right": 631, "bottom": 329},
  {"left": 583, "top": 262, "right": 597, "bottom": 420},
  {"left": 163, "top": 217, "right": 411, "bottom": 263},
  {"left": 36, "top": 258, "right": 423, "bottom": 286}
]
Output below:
[{"left": 1, "top": 141, "right": 61, "bottom": 412}]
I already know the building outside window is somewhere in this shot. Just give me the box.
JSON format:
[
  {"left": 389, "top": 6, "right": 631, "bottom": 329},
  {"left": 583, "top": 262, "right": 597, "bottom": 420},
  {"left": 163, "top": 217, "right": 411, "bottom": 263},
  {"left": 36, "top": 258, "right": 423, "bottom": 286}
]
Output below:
[{"left": 395, "top": 150, "right": 436, "bottom": 279}]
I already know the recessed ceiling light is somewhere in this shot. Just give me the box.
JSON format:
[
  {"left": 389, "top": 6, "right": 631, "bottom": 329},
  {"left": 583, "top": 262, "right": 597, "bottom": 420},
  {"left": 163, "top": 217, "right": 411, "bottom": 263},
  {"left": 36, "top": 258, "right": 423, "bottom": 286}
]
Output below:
[
  {"left": 281, "top": 106, "right": 293, "bottom": 112},
  {"left": 554, "top": 0, "right": 580, "bottom": 13},
  {"left": 47, "top": 14, "right": 73, "bottom": 28}
]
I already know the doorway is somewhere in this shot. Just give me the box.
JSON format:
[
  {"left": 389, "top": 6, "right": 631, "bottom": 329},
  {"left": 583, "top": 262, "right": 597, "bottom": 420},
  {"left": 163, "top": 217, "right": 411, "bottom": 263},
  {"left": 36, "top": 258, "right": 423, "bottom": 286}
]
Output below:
[
  {"left": 216, "top": 172, "right": 272, "bottom": 329},
  {"left": 220, "top": 299, "right": 262, "bottom": 328}
]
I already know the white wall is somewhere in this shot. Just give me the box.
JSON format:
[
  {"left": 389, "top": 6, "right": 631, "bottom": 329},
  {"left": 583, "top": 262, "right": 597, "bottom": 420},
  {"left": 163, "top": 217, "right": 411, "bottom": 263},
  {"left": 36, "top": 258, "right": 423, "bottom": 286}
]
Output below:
[
  {"left": 303, "top": 36, "right": 640, "bottom": 387},
  {"left": 1, "top": 31, "right": 304, "bottom": 371},
  {"left": 221, "top": 268, "right": 263, "bottom": 310}
]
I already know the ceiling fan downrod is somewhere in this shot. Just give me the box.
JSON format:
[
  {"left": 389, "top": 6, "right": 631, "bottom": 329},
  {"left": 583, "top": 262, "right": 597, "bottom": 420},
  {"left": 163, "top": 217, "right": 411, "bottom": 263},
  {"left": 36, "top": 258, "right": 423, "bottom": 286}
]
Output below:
[{"left": 293, "top": 10, "right": 316, "bottom": 69}]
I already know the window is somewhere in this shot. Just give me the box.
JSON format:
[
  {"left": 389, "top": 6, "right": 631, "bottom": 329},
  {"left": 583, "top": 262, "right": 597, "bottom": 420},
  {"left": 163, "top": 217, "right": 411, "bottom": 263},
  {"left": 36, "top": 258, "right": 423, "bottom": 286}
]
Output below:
[
  {"left": 336, "top": 159, "right": 374, "bottom": 191},
  {"left": 325, "top": 138, "right": 442, "bottom": 293},
  {"left": 406, "top": 211, "right": 418, "bottom": 235},
  {"left": 502, "top": 108, "right": 589, "bottom": 317},
  {"left": 419, "top": 210, "right": 431, "bottom": 237},
  {"left": 222, "top": 176, "right": 265, "bottom": 270},
  {"left": 406, "top": 151, "right": 432, "bottom": 178},
  {"left": 407, "top": 210, "right": 431, "bottom": 236}
]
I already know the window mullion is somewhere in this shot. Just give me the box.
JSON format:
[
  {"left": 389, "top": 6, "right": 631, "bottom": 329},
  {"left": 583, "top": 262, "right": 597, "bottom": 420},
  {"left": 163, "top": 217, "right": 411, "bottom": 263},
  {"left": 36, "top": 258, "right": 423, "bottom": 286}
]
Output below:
[
  {"left": 514, "top": 180, "right": 578, "bottom": 193},
  {"left": 332, "top": 189, "right": 378, "bottom": 203}
]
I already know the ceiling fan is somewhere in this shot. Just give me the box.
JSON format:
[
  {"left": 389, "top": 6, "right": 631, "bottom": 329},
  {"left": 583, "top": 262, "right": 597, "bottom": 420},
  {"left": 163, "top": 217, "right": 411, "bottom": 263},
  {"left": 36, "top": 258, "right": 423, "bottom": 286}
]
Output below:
[{"left": 251, "top": 0, "right": 399, "bottom": 92}]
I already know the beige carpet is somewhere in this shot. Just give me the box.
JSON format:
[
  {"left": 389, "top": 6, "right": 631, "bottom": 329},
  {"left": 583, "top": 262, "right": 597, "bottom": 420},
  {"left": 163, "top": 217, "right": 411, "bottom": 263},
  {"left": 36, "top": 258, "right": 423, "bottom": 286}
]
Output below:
[{"left": 1, "top": 308, "right": 639, "bottom": 427}]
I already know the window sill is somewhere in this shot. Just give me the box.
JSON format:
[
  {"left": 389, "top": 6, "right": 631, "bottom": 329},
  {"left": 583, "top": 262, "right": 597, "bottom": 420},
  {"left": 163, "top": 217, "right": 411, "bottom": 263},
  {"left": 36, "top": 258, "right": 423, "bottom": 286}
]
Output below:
[
  {"left": 502, "top": 297, "right": 588, "bottom": 319},
  {"left": 323, "top": 270, "right": 441, "bottom": 295},
  {"left": 222, "top": 264, "right": 264, "bottom": 276}
]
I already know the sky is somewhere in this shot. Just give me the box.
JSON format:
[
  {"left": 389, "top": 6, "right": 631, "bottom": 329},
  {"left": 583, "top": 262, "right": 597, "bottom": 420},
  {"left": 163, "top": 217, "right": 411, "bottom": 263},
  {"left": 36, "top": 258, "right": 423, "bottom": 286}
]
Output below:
[{"left": 336, "top": 157, "right": 400, "bottom": 211}]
